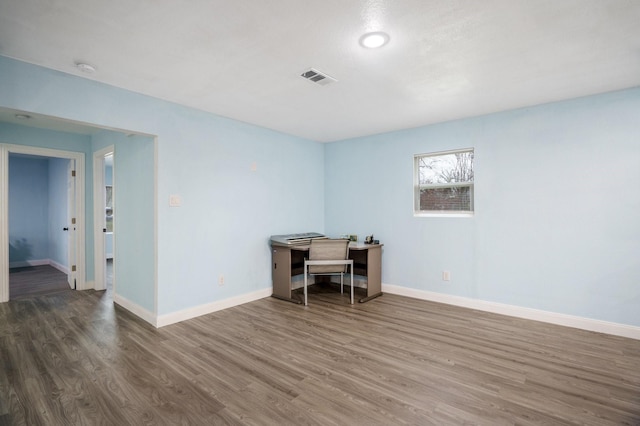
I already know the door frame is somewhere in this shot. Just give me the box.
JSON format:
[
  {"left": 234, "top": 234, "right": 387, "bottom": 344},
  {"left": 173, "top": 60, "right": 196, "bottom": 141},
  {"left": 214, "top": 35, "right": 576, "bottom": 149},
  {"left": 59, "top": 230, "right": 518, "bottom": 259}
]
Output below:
[
  {"left": 93, "top": 146, "right": 114, "bottom": 291},
  {"left": 0, "top": 143, "right": 86, "bottom": 302}
]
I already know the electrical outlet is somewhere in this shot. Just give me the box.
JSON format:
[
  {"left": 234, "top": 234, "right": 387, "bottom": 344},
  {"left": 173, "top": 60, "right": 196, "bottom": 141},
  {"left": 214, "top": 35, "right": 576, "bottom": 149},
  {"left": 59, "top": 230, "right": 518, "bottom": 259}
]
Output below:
[
  {"left": 218, "top": 275, "right": 224, "bottom": 286},
  {"left": 442, "top": 271, "right": 451, "bottom": 281}
]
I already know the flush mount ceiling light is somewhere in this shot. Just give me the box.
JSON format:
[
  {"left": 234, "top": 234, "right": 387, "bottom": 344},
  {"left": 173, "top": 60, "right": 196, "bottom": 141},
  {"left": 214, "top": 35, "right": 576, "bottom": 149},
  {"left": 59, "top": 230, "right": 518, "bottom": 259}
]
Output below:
[
  {"left": 359, "top": 31, "right": 390, "bottom": 49},
  {"left": 75, "top": 62, "right": 96, "bottom": 73}
]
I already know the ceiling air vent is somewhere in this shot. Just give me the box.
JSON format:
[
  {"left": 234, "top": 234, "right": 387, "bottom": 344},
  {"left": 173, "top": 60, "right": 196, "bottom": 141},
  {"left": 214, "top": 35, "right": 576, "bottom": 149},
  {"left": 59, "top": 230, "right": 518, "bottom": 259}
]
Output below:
[{"left": 301, "top": 68, "right": 337, "bottom": 86}]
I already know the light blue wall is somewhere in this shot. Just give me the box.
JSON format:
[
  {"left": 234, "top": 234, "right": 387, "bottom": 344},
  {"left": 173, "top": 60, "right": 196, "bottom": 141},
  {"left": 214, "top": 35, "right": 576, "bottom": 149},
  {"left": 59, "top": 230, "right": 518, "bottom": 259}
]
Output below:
[
  {"left": 91, "top": 130, "right": 155, "bottom": 310},
  {"left": 1, "top": 56, "right": 325, "bottom": 316},
  {"left": 8, "top": 156, "right": 50, "bottom": 263},
  {"left": 102, "top": 132, "right": 155, "bottom": 312},
  {"left": 47, "top": 157, "right": 69, "bottom": 266},
  {"left": 4, "top": 54, "right": 637, "bottom": 328},
  {"left": 153, "top": 107, "right": 325, "bottom": 313},
  {"left": 325, "top": 88, "right": 640, "bottom": 327}
]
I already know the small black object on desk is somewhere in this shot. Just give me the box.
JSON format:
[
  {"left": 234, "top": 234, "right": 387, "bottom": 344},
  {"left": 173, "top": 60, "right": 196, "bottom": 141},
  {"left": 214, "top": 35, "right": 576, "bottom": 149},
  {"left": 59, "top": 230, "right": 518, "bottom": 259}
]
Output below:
[{"left": 364, "top": 234, "right": 379, "bottom": 245}]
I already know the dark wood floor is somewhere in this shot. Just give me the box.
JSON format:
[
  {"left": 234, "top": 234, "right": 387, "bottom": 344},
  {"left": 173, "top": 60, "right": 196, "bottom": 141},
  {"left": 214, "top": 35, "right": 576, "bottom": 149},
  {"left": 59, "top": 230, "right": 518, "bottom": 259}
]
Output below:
[
  {"left": 9, "top": 259, "right": 113, "bottom": 300},
  {"left": 1, "top": 286, "right": 639, "bottom": 425},
  {"left": 9, "top": 265, "right": 70, "bottom": 299}
]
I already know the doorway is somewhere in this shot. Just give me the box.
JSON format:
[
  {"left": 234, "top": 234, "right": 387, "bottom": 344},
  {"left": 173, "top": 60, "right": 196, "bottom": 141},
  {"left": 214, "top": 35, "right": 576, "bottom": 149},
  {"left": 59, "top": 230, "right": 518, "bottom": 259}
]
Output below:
[
  {"left": 0, "top": 144, "right": 85, "bottom": 302},
  {"left": 93, "top": 147, "right": 115, "bottom": 293},
  {"left": 7, "top": 154, "right": 73, "bottom": 298}
]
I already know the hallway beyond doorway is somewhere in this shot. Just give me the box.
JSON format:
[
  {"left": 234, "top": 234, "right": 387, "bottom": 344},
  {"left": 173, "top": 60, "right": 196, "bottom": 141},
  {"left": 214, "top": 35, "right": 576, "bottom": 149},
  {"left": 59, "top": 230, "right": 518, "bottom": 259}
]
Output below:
[
  {"left": 9, "top": 260, "right": 113, "bottom": 300},
  {"left": 9, "top": 265, "right": 69, "bottom": 299}
]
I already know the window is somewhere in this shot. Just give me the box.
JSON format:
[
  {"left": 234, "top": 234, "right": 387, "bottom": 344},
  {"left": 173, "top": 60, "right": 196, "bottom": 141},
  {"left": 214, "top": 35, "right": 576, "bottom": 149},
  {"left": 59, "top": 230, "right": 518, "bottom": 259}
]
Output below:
[{"left": 414, "top": 149, "right": 474, "bottom": 215}]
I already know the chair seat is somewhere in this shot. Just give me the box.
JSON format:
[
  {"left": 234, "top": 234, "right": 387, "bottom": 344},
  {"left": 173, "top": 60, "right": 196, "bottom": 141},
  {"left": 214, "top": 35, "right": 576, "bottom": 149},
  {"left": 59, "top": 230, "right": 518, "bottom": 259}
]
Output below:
[
  {"left": 303, "top": 239, "right": 353, "bottom": 306},
  {"left": 304, "top": 259, "right": 354, "bottom": 305}
]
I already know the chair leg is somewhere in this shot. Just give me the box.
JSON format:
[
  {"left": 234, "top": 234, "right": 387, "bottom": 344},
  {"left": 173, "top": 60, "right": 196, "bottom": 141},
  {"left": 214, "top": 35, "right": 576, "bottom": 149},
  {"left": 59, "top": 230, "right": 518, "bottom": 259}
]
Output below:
[
  {"left": 350, "top": 268, "right": 354, "bottom": 304},
  {"left": 340, "top": 273, "right": 343, "bottom": 294},
  {"left": 304, "top": 267, "right": 308, "bottom": 306}
]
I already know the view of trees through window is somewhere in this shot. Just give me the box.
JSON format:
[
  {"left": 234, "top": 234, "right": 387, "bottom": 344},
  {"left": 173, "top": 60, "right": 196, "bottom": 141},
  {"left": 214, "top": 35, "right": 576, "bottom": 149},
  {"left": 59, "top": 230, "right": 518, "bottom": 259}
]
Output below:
[{"left": 415, "top": 149, "right": 474, "bottom": 213}]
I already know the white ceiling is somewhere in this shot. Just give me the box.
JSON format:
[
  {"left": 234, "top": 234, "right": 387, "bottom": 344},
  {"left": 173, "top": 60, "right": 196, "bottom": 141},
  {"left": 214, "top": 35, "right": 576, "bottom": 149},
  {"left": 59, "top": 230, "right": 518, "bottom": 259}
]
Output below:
[{"left": 1, "top": 0, "right": 639, "bottom": 142}]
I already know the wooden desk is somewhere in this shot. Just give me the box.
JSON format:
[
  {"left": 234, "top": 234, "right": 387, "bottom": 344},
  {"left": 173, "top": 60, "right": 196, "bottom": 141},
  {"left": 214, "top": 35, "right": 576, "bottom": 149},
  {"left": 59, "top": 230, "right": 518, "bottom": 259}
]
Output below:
[{"left": 271, "top": 242, "right": 383, "bottom": 304}]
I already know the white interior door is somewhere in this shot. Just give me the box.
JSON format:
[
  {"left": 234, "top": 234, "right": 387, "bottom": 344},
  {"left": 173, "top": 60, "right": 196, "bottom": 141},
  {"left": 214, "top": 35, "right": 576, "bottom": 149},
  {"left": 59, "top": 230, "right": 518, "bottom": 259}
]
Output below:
[
  {"left": 67, "top": 159, "right": 76, "bottom": 289},
  {"left": 93, "top": 147, "right": 114, "bottom": 291},
  {"left": 105, "top": 153, "right": 114, "bottom": 293}
]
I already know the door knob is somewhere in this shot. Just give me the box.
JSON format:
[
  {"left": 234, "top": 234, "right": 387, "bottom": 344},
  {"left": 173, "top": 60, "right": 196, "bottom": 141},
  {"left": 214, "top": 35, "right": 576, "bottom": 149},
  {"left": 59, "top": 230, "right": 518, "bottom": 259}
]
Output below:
[{"left": 63, "top": 227, "right": 69, "bottom": 231}]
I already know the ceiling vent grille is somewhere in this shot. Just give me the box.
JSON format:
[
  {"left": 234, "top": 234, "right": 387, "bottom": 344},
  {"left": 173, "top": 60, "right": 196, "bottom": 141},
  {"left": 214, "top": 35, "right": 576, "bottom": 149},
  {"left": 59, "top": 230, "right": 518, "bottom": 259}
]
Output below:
[{"left": 301, "top": 68, "right": 337, "bottom": 86}]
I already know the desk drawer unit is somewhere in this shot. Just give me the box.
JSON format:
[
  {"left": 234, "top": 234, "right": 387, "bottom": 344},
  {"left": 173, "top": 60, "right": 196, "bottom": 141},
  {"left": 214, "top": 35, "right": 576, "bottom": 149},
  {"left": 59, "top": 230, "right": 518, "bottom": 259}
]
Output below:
[{"left": 272, "top": 246, "right": 294, "bottom": 301}]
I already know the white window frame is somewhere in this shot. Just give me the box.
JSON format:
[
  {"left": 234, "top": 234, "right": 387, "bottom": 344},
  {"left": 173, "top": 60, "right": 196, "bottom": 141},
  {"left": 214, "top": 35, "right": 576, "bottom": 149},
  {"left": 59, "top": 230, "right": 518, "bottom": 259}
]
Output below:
[{"left": 413, "top": 148, "right": 475, "bottom": 217}]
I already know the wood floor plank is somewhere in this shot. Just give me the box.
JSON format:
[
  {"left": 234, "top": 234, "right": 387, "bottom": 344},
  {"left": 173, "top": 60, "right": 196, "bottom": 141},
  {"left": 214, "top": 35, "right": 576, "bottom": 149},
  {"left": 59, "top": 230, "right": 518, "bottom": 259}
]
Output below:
[
  {"left": 1, "top": 289, "right": 639, "bottom": 425},
  {"left": 9, "top": 266, "right": 70, "bottom": 299}
]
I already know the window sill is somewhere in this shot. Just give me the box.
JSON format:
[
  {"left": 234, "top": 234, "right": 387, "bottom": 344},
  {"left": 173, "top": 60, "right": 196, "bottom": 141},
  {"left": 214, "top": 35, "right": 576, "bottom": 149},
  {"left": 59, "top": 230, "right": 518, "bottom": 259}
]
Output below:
[{"left": 414, "top": 212, "right": 474, "bottom": 218}]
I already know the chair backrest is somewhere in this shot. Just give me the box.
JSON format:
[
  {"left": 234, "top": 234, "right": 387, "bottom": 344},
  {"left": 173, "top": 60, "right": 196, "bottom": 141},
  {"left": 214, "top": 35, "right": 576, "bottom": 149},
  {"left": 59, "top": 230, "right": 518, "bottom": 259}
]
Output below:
[{"left": 308, "top": 238, "right": 350, "bottom": 274}]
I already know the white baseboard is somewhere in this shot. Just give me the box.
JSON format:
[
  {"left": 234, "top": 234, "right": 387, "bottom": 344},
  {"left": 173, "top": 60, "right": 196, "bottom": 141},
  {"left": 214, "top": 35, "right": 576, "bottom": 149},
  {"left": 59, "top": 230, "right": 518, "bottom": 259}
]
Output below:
[
  {"left": 9, "top": 259, "right": 49, "bottom": 268},
  {"left": 113, "top": 283, "right": 640, "bottom": 340},
  {"left": 110, "top": 288, "right": 271, "bottom": 328},
  {"left": 113, "top": 293, "right": 157, "bottom": 326},
  {"left": 49, "top": 259, "right": 69, "bottom": 275},
  {"left": 156, "top": 287, "right": 272, "bottom": 328},
  {"left": 382, "top": 284, "right": 640, "bottom": 341},
  {"left": 10, "top": 258, "right": 70, "bottom": 275}
]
